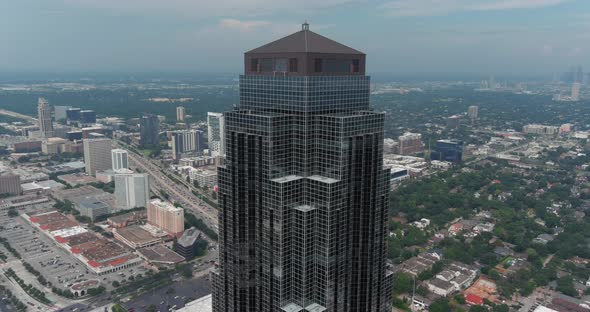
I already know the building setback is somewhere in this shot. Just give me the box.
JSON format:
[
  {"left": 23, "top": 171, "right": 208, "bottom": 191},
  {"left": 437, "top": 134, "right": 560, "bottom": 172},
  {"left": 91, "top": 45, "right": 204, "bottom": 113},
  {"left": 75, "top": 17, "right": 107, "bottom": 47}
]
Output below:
[{"left": 212, "top": 23, "right": 393, "bottom": 312}]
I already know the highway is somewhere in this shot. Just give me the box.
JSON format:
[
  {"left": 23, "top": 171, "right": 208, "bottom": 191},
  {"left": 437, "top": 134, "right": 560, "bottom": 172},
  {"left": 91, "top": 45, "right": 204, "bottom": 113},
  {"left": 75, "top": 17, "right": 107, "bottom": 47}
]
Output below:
[
  {"left": 0, "top": 109, "right": 37, "bottom": 123},
  {"left": 126, "top": 151, "right": 219, "bottom": 236}
]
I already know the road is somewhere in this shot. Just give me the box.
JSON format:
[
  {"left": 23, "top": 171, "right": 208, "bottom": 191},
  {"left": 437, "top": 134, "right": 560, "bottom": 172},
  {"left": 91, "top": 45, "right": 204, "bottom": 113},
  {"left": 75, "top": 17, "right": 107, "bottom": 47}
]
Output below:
[
  {"left": 0, "top": 109, "right": 36, "bottom": 123},
  {"left": 126, "top": 151, "right": 219, "bottom": 235}
]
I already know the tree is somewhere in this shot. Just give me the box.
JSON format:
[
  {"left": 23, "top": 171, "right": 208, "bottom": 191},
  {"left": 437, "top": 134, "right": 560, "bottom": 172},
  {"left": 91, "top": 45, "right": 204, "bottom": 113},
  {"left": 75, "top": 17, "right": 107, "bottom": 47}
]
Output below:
[
  {"left": 112, "top": 281, "right": 120, "bottom": 288},
  {"left": 454, "top": 294, "right": 466, "bottom": 304},
  {"left": 393, "top": 272, "right": 413, "bottom": 294},
  {"left": 556, "top": 275, "right": 577, "bottom": 297},
  {"left": 429, "top": 298, "right": 451, "bottom": 312},
  {"left": 493, "top": 304, "right": 509, "bottom": 312},
  {"left": 146, "top": 305, "right": 156, "bottom": 312},
  {"left": 470, "top": 306, "right": 488, "bottom": 312}
]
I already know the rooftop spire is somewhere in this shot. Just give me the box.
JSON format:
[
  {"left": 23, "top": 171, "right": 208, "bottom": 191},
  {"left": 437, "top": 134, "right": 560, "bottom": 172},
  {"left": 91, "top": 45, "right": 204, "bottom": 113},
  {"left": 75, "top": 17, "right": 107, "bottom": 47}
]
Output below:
[{"left": 302, "top": 21, "right": 309, "bottom": 31}]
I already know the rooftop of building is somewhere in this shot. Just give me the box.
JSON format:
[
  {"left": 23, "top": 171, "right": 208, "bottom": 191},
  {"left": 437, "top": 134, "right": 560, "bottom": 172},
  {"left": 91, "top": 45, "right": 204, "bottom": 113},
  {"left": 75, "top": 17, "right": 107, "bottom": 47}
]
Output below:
[
  {"left": 79, "top": 198, "right": 110, "bottom": 210},
  {"left": 137, "top": 244, "right": 185, "bottom": 265},
  {"left": 176, "top": 294, "right": 212, "bottom": 312},
  {"left": 115, "top": 225, "right": 159, "bottom": 244},
  {"left": 149, "top": 199, "right": 183, "bottom": 212},
  {"left": 177, "top": 227, "right": 202, "bottom": 247},
  {"left": 107, "top": 210, "right": 146, "bottom": 224},
  {"left": 246, "top": 25, "right": 363, "bottom": 55},
  {"left": 72, "top": 238, "right": 130, "bottom": 263}
]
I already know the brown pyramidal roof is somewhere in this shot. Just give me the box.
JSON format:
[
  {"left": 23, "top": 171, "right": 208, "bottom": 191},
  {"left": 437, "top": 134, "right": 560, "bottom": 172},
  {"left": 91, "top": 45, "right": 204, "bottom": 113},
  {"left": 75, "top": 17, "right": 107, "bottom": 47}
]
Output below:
[{"left": 246, "top": 26, "right": 364, "bottom": 55}]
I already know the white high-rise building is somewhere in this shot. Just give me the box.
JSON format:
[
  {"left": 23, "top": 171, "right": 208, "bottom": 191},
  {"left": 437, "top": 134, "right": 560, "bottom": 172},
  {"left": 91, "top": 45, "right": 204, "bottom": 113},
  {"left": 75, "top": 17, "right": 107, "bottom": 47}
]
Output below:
[
  {"left": 37, "top": 98, "right": 54, "bottom": 138},
  {"left": 111, "top": 149, "right": 129, "bottom": 172},
  {"left": 115, "top": 172, "right": 150, "bottom": 210},
  {"left": 207, "top": 112, "right": 225, "bottom": 156},
  {"left": 467, "top": 105, "right": 479, "bottom": 120},
  {"left": 83, "top": 138, "right": 112, "bottom": 176},
  {"left": 54, "top": 105, "right": 71, "bottom": 121},
  {"left": 572, "top": 82, "right": 581, "bottom": 101},
  {"left": 176, "top": 106, "right": 186, "bottom": 122}
]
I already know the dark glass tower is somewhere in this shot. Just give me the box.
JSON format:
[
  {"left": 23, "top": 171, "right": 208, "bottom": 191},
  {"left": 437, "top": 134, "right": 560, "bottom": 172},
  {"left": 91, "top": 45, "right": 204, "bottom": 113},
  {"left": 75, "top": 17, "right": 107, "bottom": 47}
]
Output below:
[
  {"left": 139, "top": 114, "right": 160, "bottom": 146},
  {"left": 212, "top": 24, "right": 393, "bottom": 312}
]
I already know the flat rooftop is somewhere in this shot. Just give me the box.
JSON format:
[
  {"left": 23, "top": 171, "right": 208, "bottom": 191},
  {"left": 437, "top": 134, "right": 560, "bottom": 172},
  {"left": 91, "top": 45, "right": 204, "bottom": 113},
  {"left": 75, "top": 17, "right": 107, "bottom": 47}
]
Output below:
[
  {"left": 57, "top": 173, "right": 98, "bottom": 186},
  {"left": 115, "top": 226, "right": 159, "bottom": 244},
  {"left": 177, "top": 227, "right": 202, "bottom": 247},
  {"left": 137, "top": 244, "right": 185, "bottom": 265},
  {"left": 73, "top": 239, "right": 130, "bottom": 263}
]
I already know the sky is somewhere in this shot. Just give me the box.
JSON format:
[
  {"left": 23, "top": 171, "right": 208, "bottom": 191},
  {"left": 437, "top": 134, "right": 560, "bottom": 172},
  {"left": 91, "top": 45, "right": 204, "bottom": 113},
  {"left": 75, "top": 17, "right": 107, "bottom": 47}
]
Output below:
[{"left": 1, "top": 0, "right": 589, "bottom": 76}]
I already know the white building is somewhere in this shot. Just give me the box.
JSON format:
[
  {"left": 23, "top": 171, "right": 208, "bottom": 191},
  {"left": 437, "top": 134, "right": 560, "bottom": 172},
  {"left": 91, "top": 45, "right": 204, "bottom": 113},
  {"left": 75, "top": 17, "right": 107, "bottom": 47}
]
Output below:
[
  {"left": 523, "top": 124, "right": 559, "bottom": 136},
  {"left": 111, "top": 149, "right": 129, "bottom": 172},
  {"left": 115, "top": 171, "right": 150, "bottom": 210},
  {"left": 83, "top": 138, "right": 112, "bottom": 176},
  {"left": 207, "top": 112, "right": 225, "bottom": 157},
  {"left": 176, "top": 106, "right": 186, "bottom": 122},
  {"left": 54, "top": 105, "right": 72, "bottom": 121},
  {"left": 189, "top": 167, "right": 218, "bottom": 188},
  {"left": 468, "top": 105, "right": 479, "bottom": 120},
  {"left": 37, "top": 97, "right": 54, "bottom": 138}
]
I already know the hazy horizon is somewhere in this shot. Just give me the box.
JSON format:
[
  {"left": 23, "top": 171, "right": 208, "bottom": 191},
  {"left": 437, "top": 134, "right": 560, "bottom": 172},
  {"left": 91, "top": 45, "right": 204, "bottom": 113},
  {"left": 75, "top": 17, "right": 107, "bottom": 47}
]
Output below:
[{"left": 2, "top": 0, "right": 589, "bottom": 75}]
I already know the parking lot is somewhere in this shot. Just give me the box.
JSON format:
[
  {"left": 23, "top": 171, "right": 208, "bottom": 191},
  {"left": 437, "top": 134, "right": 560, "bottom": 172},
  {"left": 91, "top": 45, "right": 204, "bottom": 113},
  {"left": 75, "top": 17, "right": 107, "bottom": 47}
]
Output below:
[{"left": 0, "top": 208, "right": 152, "bottom": 311}]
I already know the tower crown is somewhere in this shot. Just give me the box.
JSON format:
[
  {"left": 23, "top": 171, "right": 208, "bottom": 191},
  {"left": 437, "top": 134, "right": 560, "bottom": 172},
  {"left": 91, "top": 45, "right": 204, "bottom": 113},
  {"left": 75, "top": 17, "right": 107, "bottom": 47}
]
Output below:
[{"left": 244, "top": 25, "right": 365, "bottom": 76}]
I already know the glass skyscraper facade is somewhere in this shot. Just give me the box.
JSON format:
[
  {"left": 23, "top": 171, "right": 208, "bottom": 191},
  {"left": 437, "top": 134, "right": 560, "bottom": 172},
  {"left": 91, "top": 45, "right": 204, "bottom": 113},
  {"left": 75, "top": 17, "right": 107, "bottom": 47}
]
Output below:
[
  {"left": 139, "top": 114, "right": 160, "bottom": 146},
  {"left": 212, "top": 24, "right": 392, "bottom": 312}
]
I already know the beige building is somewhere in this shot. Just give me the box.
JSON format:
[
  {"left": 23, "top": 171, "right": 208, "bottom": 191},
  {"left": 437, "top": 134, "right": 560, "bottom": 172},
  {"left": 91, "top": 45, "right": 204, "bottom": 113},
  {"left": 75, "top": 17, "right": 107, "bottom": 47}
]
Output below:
[
  {"left": 147, "top": 199, "right": 184, "bottom": 236},
  {"left": 0, "top": 172, "right": 21, "bottom": 196},
  {"left": 83, "top": 138, "right": 112, "bottom": 176}
]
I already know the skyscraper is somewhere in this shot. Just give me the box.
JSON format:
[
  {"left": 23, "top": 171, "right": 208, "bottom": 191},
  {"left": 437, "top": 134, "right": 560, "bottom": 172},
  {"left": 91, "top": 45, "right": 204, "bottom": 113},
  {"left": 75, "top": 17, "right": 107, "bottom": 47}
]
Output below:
[
  {"left": 115, "top": 171, "right": 150, "bottom": 210},
  {"left": 54, "top": 106, "right": 72, "bottom": 121},
  {"left": 467, "top": 105, "right": 479, "bottom": 120},
  {"left": 207, "top": 112, "right": 225, "bottom": 157},
  {"left": 212, "top": 24, "right": 393, "bottom": 312},
  {"left": 139, "top": 114, "right": 160, "bottom": 146},
  {"left": 572, "top": 82, "right": 581, "bottom": 101},
  {"left": 176, "top": 106, "right": 186, "bottom": 122},
  {"left": 83, "top": 138, "right": 112, "bottom": 176},
  {"left": 111, "top": 149, "right": 129, "bottom": 172},
  {"left": 37, "top": 98, "right": 54, "bottom": 138},
  {"left": 170, "top": 129, "right": 203, "bottom": 161}
]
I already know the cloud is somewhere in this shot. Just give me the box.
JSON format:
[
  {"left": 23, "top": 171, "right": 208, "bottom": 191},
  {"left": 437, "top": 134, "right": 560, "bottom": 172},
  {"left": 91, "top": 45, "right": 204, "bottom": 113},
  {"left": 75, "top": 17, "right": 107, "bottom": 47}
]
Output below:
[
  {"left": 62, "top": 0, "right": 366, "bottom": 18},
  {"left": 381, "top": 0, "right": 571, "bottom": 17},
  {"left": 219, "top": 19, "right": 271, "bottom": 32}
]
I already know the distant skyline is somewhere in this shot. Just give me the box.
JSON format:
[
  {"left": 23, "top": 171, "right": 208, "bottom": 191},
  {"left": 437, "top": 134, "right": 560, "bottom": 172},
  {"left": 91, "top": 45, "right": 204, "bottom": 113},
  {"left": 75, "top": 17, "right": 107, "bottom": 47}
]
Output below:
[{"left": 2, "top": 0, "right": 589, "bottom": 75}]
